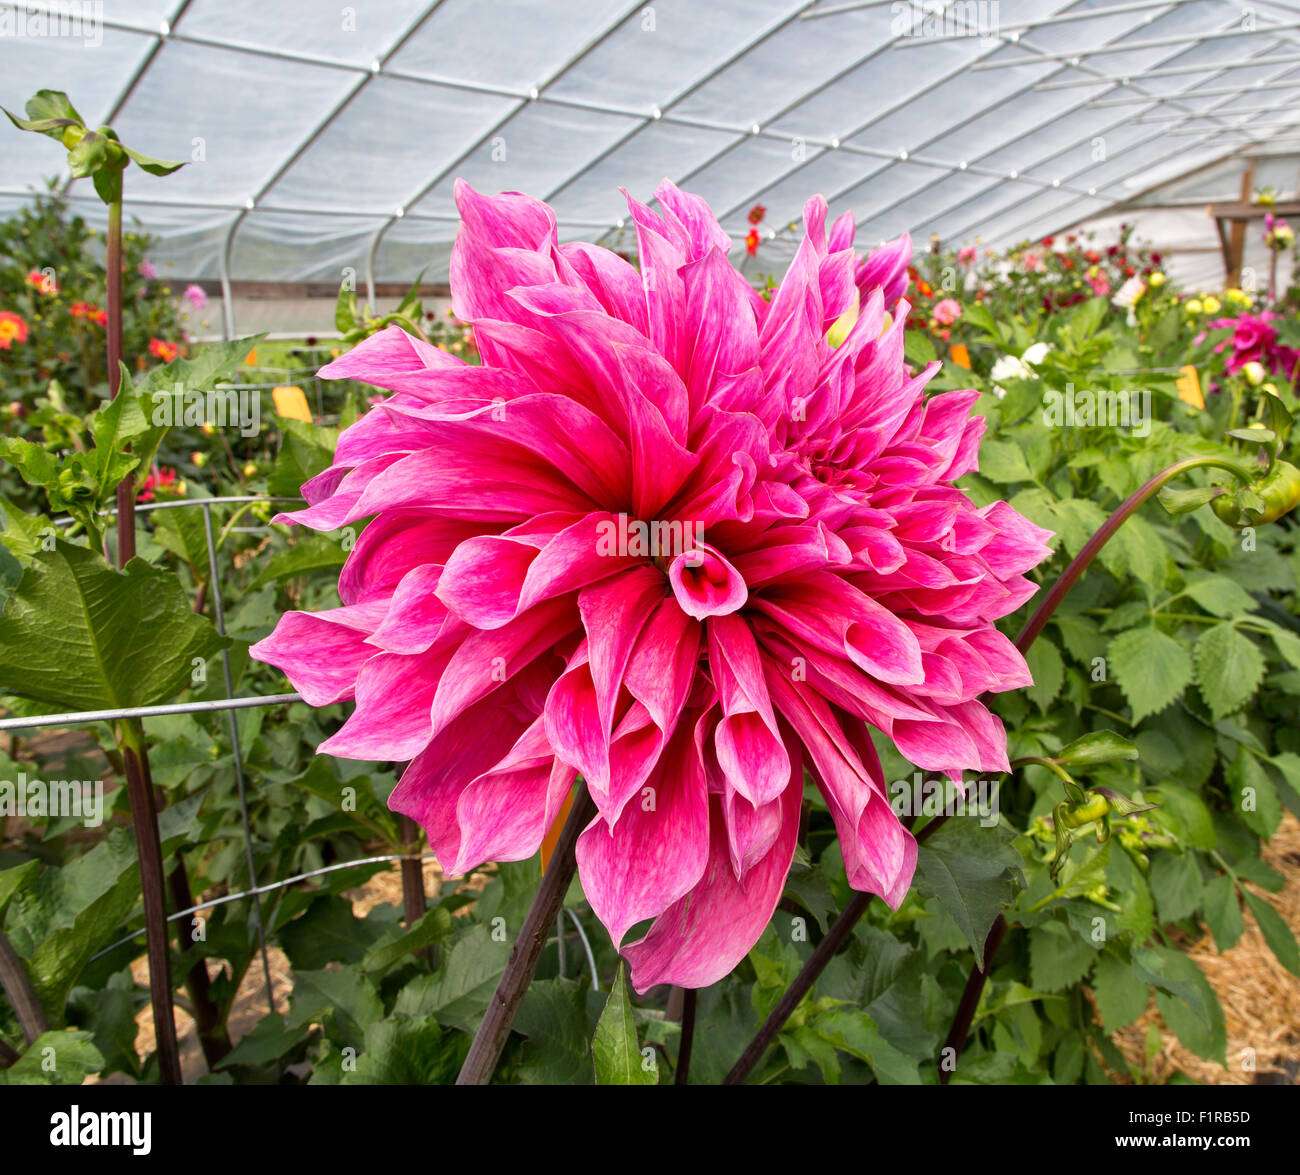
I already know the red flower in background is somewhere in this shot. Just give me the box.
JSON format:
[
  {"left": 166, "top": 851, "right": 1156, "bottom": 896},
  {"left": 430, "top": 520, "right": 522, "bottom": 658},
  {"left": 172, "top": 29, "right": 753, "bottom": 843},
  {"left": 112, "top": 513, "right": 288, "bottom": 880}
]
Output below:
[
  {"left": 138, "top": 465, "right": 183, "bottom": 502},
  {"left": 149, "top": 338, "right": 180, "bottom": 363},
  {"left": 745, "top": 228, "right": 761, "bottom": 256},
  {"left": 747, "top": 204, "right": 767, "bottom": 226},
  {"left": 26, "top": 269, "right": 56, "bottom": 294},
  {"left": 70, "top": 302, "right": 107, "bottom": 326},
  {"left": 0, "top": 310, "right": 29, "bottom": 349}
]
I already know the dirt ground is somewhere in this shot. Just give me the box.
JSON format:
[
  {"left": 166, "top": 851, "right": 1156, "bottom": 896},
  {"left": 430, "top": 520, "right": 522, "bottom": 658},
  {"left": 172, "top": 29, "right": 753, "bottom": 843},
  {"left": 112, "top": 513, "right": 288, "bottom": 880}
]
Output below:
[{"left": 1111, "top": 811, "right": 1300, "bottom": 1084}]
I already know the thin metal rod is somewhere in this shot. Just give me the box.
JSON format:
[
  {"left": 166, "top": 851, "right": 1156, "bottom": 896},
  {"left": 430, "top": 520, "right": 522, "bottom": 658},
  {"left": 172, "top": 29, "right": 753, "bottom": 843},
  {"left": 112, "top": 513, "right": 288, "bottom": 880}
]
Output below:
[
  {"left": 888, "top": 0, "right": 1178, "bottom": 41},
  {"left": 1041, "top": 52, "right": 1300, "bottom": 89},
  {"left": 566, "top": 908, "right": 599, "bottom": 992},
  {"left": 201, "top": 502, "right": 276, "bottom": 1016},
  {"left": 0, "top": 693, "right": 301, "bottom": 733},
  {"left": 971, "top": 22, "right": 1300, "bottom": 70},
  {"left": 90, "top": 852, "right": 439, "bottom": 963}
]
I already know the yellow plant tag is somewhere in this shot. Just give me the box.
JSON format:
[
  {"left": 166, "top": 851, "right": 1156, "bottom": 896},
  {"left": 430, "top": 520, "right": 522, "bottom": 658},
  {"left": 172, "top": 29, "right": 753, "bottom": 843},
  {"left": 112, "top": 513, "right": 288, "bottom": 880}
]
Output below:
[
  {"left": 272, "top": 385, "right": 312, "bottom": 422},
  {"left": 1176, "top": 365, "right": 1204, "bottom": 410}
]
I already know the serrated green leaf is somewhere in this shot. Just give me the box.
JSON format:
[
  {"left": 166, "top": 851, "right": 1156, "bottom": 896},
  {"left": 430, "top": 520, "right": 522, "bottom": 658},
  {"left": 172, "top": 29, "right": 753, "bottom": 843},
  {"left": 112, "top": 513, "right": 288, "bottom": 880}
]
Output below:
[
  {"left": 1091, "top": 951, "right": 1150, "bottom": 1030},
  {"left": 1108, "top": 626, "right": 1193, "bottom": 723},
  {"left": 1029, "top": 921, "right": 1097, "bottom": 992},
  {"left": 1195, "top": 623, "right": 1265, "bottom": 719},
  {"left": 1025, "top": 637, "right": 1063, "bottom": 710},
  {"left": 914, "top": 819, "right": 1020, "bottom": 965}
]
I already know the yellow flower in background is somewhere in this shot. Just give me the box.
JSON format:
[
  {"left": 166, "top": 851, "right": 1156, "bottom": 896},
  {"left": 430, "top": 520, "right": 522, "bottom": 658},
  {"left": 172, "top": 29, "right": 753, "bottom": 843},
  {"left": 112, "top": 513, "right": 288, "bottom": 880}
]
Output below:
[
  {"left": 1226, "top": 287, "right": 1251, "bottom": 308},
  {"left": 1202, "top": 295, "right": 1221, "bottom": 315},
  {"left": 1148, "top": 272, "right": 1165, "bottom": 288},
  {"left": 1185, "top": 298, "right": 1204, "bottom": 315}
]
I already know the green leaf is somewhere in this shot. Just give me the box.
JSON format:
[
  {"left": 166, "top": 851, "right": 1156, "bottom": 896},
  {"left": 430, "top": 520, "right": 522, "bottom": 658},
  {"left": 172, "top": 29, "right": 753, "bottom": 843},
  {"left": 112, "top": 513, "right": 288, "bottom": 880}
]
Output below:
[
  {"left": 343, "top": 1014, "right": 466, "bottom": 1084},
  {"left": 1181, "top": 574, "right": 1257, "bottom": 619},
  {"left": 1157, "top": 485, "right": 1224, "bottom": 516},
  {"left": 1194, "top": 623, "right": 1266, "bottom": 719},
  {"left": 1108, "top": 626, "right": 1193, "bottom": 723},
  {"left": 1135, "top": 947, "right": 1226, "bottom": 1064},
  {"left": 1091, "top": 951, "right": 1150, "bottom": 1029},
  {"left": 1029, "top": 921, "right": 1098, "bottom": 992},
  {"left": 1148, "top": 852, "right": 1203, "bottom": 924},
  {"left": 914, "top": 819, "right": 1021, "bottom": 965},
  {"left": 903, "top": 330, "right": 937, "bottom": 367},
  {"left": 510, "top": 979, "right": 600, "bottom": 1085},
  {"left": 393, "top": 924, "right": 509, "bottom": 1032},
  {"left": 216, "top": 1013, "right": 311, "bottom": 1069},
  {"left": 0, "top": 542, "right": 228, "bottom": 711},
  {"left": 363, "top": 907, "right": 453, "bottom": 975},
  {"left": 1025, "top": 637, "right": 1063, "bottom": 710},
  {"left": 2, "top": 89, "right": 83, "bottom": 139},
  {"left": 814, "top": 1008, "right": 921, "bottom": 1084},
  {"left": 249, "top": 533, "right": 346, "bottom": 589},
  {"left": 1227, "top": 747, "right": 1281, "bottom": 838},
  {"left": 592, "top": 962, "right": 656, "bottom": 1085},
  {"left": 1055, "top": 730, "right": 1139, "bottom": 770},
  {"left": 1242, "top": 891, "right": 1300, "bottom": 976},
  {"left": 1201, "top": 874, "right": 1244, "bottom": 952},
  {"left": 286, "top": 968, "right": 384, "bottom": 1047},
  {"left": 0, "top": 437, "right": 61, "bottom": 493},
  {"left": 1149, "top": 784, "right": 1216, "bottom": 849},
  {"left": 976, "top": 439, "right": 1034, "bottom": 484},
  {"left": 0, "top": 1030, "right": 103, "bottom": 1085},
  {"left": 120, "top": 143, "right": 185, "bottom": 176}
]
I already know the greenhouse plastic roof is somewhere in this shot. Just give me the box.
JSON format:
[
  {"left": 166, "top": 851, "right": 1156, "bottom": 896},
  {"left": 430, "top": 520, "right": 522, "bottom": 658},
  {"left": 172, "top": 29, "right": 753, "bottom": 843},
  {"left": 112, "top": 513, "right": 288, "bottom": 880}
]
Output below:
[{"left": 4, "top": 0, "right": 1300, "bottom": 295}]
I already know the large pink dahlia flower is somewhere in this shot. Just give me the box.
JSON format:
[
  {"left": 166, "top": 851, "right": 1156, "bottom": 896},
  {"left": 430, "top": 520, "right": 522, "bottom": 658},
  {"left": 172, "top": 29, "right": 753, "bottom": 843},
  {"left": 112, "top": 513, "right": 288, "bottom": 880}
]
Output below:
[{"left": 251, "top": 180, "right": 1052, "bottom": 992}]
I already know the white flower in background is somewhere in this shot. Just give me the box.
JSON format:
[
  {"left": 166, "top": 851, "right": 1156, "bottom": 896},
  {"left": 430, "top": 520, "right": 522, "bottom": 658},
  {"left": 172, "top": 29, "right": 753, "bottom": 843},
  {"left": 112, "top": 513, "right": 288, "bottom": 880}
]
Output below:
[
  {"left": 990, "top": 342, "right": 1050, "bottom": 399},
  {"left": 1112, "top": 275, "right": 1145, "bottom": 326},
  {"left": 1112, "top": 276, "right": 1145, "bottom": 309}
]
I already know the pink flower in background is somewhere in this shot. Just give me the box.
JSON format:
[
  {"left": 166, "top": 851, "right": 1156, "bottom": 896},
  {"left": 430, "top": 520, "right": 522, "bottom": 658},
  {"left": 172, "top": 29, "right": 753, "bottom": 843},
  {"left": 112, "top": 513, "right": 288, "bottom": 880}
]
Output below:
[
  {"left": 1020, "top": 249, "right": 1045, "bottom": 272},
  {"left": 1088, "top": 273, "right": 1112, "bottom": 297},
  {"left": 251, "top": 181, "right": 1052, "bottom": 992},
  {"left": 932, "top": 297, "right": 962, "bottom": 325},
  {"left": 957, "top": 246, "right": 977, "bottom": 267},
  {"left": 183, "top": 283, "right": 208, "bottom": 310},
  {"left": 855, "top": 232, "right": 911, "bottom": 309},
  {"left": 138, "top": 259, "right": 157, "bottom": 279},
  {"left": 1209, "top": 311, "right": 1300, "bottom": 381}
]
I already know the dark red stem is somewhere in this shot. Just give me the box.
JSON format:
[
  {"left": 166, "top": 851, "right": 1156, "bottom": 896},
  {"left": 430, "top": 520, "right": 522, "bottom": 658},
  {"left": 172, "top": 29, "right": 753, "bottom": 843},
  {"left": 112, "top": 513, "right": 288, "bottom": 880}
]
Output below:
[{"left": 456, "top": 789, "right": 597, "bottom": 1085}]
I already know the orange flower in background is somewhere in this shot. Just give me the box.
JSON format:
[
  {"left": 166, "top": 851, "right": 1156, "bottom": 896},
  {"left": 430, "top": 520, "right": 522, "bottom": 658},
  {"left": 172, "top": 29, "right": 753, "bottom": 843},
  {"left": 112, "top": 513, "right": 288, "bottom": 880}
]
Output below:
[
  {"left": 70, "top": 301, "right": 107, "bottom": 326},
  {"left": 26, "top": 269, "right": 56, "bottom": 294},
  {"left": 149, "top": 337, "right": 179, "bottom": 363},
  {"left": 745, "top": 227, "right": 761, "bottom": 256},
  {"left": 0, "top": 311, "right": 29, "bottom": 350},
  {"left": 747, "top": 203, "right": 767, "bottom": 226}
]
